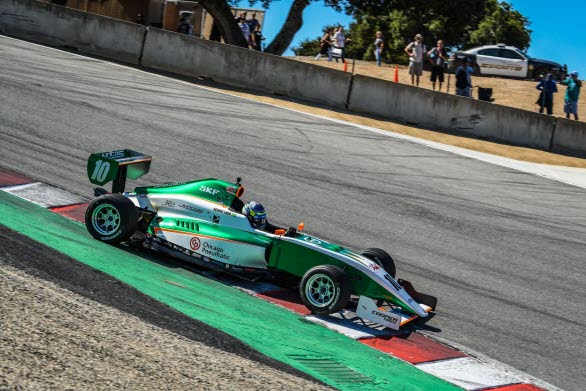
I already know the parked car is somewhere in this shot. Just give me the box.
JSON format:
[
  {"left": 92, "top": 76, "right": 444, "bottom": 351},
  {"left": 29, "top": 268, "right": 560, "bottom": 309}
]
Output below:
[{"left": 449, "top": 44, "right": 566, "bottom": 80}]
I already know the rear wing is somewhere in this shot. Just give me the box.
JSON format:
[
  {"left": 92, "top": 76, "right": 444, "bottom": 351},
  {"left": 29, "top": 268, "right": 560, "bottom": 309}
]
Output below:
[{"left": 87, "top": 149, "right": 152, "bottom": 193}]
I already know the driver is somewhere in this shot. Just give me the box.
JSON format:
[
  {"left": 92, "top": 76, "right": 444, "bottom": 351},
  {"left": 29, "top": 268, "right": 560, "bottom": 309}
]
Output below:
[{"left": 242, "top": 201, "right": 281, "bottom": 233}]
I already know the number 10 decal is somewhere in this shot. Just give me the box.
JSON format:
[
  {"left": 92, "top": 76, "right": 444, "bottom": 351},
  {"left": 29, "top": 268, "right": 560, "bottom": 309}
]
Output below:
[{"left": 90, "top": 160, "right": 111, "bottom": 182}]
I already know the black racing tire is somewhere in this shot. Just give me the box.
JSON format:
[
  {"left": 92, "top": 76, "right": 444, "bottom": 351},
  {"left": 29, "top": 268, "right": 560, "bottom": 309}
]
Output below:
[
  {"left": 533, "top": 67, "right": 548, "bottom": 81},
  {"left": 300, "top": 265, "right": 352, "bottom": 315},
  {"left": 360, "top": 247, "right": 396, "bottom": 278},
  {"left": 85, "top": 194, "right": 137, "bottom": 244}
]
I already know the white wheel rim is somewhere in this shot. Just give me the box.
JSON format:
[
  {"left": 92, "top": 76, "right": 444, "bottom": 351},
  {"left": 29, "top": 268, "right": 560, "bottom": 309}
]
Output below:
[
  {"left": 91, "top": 204, "right": 121, "bottom": 235},
  {"left": 305, "top": 273, "right": 336, "bottom": 308}
]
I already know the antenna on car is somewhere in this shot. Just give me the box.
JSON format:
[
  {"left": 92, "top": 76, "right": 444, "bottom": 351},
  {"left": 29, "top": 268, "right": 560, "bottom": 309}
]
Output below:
[{"left": 236, "top": 177, "right": 242, "bottom": 185}]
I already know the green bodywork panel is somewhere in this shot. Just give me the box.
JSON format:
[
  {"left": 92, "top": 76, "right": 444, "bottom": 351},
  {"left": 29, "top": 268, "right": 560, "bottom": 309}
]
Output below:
[{"left": 136, "top": 178, "right": 241, "bottom": 207}]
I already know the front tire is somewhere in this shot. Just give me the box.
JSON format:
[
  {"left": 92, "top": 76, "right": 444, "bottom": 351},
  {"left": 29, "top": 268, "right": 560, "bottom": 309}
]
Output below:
[
  {"left": 533, "top": 67, "right": 548, "bottom": 81},
  {"left": 300, "top": 265, "right": 351, "bottom": 315},
  {"left": 85, "top": 194, "right": 137, "bottom": 244},
  {"left": 360, "top": 248, "right": 396, "bottom": 278}
]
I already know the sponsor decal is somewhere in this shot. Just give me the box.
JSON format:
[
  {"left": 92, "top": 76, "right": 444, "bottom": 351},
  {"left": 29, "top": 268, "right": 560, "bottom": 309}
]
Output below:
[
  {"left": 368, "top": 263, "right": 381, "bottom": 271},
  {"left": 101, "top": 150, "right": 125, "bottom": 158},
  {"left": 384, "top": 274, "right": 403, "bottom": 291},
  {"left": 303, "top": 236, "right": 322, "bottom": 245},
  {"left": 480, "top": 63, "right": 523, "bottom": 71},
  {"left": 212, "top": 215, "right": 220, "bottom": 224},
  {"left": 372, "top": 309, "right": 398, "bottom": 324},
  {"left": 200, "top": 186, "right": 220, "bottom": 195},
  {"left": 190, "top": 237, "right": 201, "bottom": 251},
  {"left": 226, "top": 186, "right": 237, "bottom": 194},
  {"left": 152, "top": 182, "right": 188, "bottom": 188},
  {"left": 213, "top": 207, "right": 233, "bottom": 216},
  {"left": 163, "top": 200, "right": 176, "bottom": 207},
  {"left": 179, "top": 204, "right": 203, "bottom": 214},
  {"left": 202, "top": 242, "right": 230, "bottom": 260}
]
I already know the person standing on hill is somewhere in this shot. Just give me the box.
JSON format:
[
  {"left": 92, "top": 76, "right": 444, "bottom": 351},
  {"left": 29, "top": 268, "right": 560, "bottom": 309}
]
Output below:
[
  {"left": 561, "top": 71, "right": 582, "bottom": 120},
  {"left": 374, "top": 31, "right": 384, "bottom": 67},
  {"left": 315, "top": 28, "right": 333, "bottom": 61},
  {"left": 535, "top": 74, "right": 557, "bottom": 115},
  {"left": 428, "top": 40, "right": 448, "bottom": 91},
  {"left": 455, "top": 57, "right": 473, "bottom": 97},
  {"left": 404, "top": 34, "right": 427, "bottom": 86},
  {"left": 333, "top": 26, "right": 350, "bottom": 63}
]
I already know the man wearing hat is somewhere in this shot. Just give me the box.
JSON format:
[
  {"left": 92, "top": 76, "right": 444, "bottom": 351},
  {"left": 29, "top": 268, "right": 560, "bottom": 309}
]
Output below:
[
  {"left": 404, "top": 34, "right": 427, "bottom": 86},
  {"left": 561, "top": 71, "right": 582, "bottom": 120}
]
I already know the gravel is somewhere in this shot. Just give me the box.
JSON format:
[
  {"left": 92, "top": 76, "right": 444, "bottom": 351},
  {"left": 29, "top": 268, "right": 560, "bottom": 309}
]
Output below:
[{"left": 0, "top": 263, "right": 330, "bottom": 391}]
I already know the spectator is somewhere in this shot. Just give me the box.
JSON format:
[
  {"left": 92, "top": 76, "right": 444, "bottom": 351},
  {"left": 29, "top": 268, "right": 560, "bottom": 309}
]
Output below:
[
  {"left": 404, "top": 34, "right": 427, "bottom": 86},
  {"left": 135, "top": 13, "right": 146, "bottom": 25},
  {"left": 428, "top": 39, "right": 448, "bottom": 91},
  {"left": 535, "top": 74, "right": 557, "bottom": 115},
  {"left": 315, "top": 28, "right": 333, "bottom": 61},
  {"left": 177, "top": 16, "right": 190, "bottom": 35},
  {"left": 374, "top": 31, "right": 384, "bottom": 67},
  {"left": 248, "top": 13, "right": 260, "bottom": 31},
  {"left": 238, "top": 18, "right": 251, "bottom": 47},
  {"left": 333, "top": 26, "right": 350, "bottom": 63},
  {"left": 251, "top": 25, "right": 264, "bottom": 51},
  {"left": 561, "top": 71, "right": 582, "bottom": 120},
  {"left": 455, "top": 57, "right": 473, "bottom": 97}
]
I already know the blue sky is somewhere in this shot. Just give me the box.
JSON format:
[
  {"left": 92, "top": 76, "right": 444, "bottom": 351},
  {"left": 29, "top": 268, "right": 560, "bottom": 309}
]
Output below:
[{"left": 240, "top": 0, "right": 585, "bottom": 78}]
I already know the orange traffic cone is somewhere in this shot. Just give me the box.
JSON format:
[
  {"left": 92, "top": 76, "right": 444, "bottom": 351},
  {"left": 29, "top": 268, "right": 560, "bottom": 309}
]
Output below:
[
  {"left": 393, "top": 65, "right": 399, "bottom": 82},
  {"left": 343, "top": 60, "right": 348, "bottom": 72}
]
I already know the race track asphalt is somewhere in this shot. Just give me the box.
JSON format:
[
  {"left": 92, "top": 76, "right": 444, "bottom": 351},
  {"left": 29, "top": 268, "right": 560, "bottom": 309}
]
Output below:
[{"left": 1, "top": 36, "right": 585, "bottom": 390}]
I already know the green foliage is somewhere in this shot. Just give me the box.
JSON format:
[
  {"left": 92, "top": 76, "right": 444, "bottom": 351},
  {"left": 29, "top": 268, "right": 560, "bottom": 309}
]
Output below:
[
  {"left": 468, "top": 2, "right": 531, "bottom": 50},
  {"left": 292, "top": 37, "right": 321, "bottom": 56},
  {"left": 296, "top": 0, "right": 532, "bottom": 64}
]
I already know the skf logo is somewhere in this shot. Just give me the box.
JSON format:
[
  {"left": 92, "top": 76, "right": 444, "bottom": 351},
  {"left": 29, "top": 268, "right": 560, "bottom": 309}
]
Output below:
[
  {"left": 200, "top": 186, "right": 220, "bottom": 195},
  {"left": 101, "top": 150, "right": 125, "bottom": 158}
]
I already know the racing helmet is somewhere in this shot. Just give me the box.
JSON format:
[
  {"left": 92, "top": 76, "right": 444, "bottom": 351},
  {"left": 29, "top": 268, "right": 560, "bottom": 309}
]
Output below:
[{"left": 242, "top": 201, "right": 267, "bottom": 229}]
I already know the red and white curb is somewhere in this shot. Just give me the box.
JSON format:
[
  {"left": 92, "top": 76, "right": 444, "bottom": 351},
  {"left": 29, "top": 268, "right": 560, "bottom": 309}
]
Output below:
[{"left": 0, "top": 167, "right": 557, "bottom": 391}]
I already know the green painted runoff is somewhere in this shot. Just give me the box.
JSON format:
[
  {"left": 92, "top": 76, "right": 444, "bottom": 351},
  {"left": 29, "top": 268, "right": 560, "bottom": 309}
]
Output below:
[{"left": 0, "top": 191, "right": 461, "bottom": 391}]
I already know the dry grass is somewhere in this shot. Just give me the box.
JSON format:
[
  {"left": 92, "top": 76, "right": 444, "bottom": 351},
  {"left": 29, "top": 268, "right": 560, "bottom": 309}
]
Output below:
[{"left": 292, "top": 56, "right": 585, "bottom": 120}]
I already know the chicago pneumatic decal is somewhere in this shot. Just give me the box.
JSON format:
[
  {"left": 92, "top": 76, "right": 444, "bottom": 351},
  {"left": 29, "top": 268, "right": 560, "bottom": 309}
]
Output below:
[{"left": 190, "top": 237, "right": 201, "bottom": 250}]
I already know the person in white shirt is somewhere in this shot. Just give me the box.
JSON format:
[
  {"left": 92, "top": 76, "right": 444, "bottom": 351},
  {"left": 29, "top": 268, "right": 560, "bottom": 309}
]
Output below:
[
  {"left": 404, "top": 33, "right": 427, "bottom": 86},
  {"left": 333, "top": 26, "right": 350, "bottom": 63},
  {"left": 238, "top": 18, "right": 251, "bottom": 47}
]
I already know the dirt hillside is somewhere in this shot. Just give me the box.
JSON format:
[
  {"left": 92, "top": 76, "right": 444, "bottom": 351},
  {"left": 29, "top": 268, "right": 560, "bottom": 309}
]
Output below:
[{"left": 292, "top": 56, "right": 585, "bottom": 121}]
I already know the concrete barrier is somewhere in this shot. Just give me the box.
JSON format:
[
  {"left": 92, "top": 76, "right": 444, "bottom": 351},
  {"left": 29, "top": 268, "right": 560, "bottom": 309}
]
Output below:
[
  {"left": 0, "top": 0, "right": 146, "bottom": 64},
  {"left": 348, "top": 75, "right": 557, "bottom": 150},
  {"left": 141, "top": 28, "right": 352, "bottom": 109},
  {"left": 551, "top": 118, "right": 586, "bottom": 157}
]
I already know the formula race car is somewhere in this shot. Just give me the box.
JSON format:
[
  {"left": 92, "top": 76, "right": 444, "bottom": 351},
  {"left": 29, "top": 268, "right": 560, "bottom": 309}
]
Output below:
[{"left": 84, "top": 149, "right": 437, "bottom": 330}]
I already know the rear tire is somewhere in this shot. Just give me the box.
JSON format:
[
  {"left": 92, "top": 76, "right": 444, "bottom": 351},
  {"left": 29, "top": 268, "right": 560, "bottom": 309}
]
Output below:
[
  {"left": 300, "top": 265, "right": 351, "bottom": 315},
  {"left": 360, "top": 248, "right": 396, "bottom": 278},
  {"left": 533, "top": 67, "right": 548, "bottom": 81},
  {"left": 85, "top": 194, "right": 137, "bottom": 244}
]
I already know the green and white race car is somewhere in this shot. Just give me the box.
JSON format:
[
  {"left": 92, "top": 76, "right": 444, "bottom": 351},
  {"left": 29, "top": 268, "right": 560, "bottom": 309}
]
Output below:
[{"left": 85, "top": 149, "right": 437, "bottom": 330}]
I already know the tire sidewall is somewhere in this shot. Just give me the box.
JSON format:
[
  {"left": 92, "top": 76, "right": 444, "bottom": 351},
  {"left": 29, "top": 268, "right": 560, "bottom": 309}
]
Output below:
[
  {"left": 85, "top": 194, "right": 137, "bottom": 244},
  {"left": 300, "top": 265, "right": 351, "bottom": 315}
]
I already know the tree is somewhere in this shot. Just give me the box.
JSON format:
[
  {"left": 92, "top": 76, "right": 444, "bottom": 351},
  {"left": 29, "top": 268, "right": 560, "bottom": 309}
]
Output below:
[
  {"left": 468, "top": 1, "right": 531, "bottom": 50},
  {"left": 202, "top": 0, "right": 342, "bottom": 55},
  {"left": 306, "top": 0, "right": 531, "bottom": 64}
]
